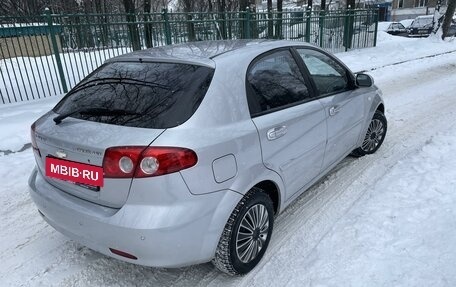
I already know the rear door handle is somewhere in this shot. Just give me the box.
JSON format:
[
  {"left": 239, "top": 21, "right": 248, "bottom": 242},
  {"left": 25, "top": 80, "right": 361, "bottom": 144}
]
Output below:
[
  {"left": 267, "top": 126, "right": 287, "bottom": 140},
  {"left": 329, "top": 106, "right": 341, "bottom": 116}
]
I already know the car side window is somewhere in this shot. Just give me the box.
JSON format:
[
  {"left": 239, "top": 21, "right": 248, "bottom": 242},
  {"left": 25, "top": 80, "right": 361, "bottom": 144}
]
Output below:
[
  {"left": 247, "top": 50, "right": 311, "bottom": 116},
  {"left": 296, "top": 49, "right": 349, "bottom": 96}
]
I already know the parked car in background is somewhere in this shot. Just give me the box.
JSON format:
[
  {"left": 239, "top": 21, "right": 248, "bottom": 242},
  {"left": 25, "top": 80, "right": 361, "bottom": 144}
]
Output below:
[
  {"left": 377, "top": 21, "right": 407, "bottom": 36},
  {"left": 407, "top": 15, "right": 456, "bottom": 37},
  {"left": 371, "top": 22, "right": 407, "bottom": 37},
  {"left": 407, "top": 15, "right": 434, "bottom": 37},
  {"left": 400, "top": 18, "right": 414, "bottom": 29},
  {"left": 28, "top": 40, "right": 387, "bottom": 275}
]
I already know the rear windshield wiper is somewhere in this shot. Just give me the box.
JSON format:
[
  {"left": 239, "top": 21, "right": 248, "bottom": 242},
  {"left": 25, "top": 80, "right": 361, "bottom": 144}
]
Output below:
[{"left": 53, "top": 107, "right": 141, "bottom": 125}]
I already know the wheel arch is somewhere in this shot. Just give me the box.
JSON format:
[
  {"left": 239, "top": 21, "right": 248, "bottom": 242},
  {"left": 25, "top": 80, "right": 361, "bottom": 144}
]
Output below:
[
  {"left": 229, "top": 163, "right": 285, "bottom": 215},
  {"left": 251, "top": 180, "right": 281, "bottom": 214},
  {"left": 376, "top": 103, "right": 385, "bottom": 114},
  {"left": 356, "top": 93, "right": 385, "bottom": 148}
]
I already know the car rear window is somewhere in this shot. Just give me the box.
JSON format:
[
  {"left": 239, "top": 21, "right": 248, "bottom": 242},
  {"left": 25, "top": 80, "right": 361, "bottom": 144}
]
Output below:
[{"left": 53, "top": 62, "right": 214, "bottom": 128}]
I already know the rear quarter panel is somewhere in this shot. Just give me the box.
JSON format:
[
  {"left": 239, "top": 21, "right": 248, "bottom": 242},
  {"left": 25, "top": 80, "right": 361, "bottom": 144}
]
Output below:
[{"left": 151, "top": 52, "right": 287, "bottom": 209}]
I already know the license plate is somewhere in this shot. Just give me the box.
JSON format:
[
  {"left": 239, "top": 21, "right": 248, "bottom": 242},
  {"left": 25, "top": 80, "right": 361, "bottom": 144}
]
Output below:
[{"left": 46, "top": 157, "right": 104, "bottom": 187}]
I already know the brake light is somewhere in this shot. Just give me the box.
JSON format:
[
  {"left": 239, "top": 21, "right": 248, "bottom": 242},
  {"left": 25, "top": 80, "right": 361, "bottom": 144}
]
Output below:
[
  {"left": 30, "top": 122, "right": 41, "bottom": 157},
  {"left": 103, "top": 146, "right": 197, "bottom": 178}
]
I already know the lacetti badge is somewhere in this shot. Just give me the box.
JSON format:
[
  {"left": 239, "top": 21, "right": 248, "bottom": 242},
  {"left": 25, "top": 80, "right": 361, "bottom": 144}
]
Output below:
[{"left": 46, "top": 157, "right": 104, "bottom": 187}]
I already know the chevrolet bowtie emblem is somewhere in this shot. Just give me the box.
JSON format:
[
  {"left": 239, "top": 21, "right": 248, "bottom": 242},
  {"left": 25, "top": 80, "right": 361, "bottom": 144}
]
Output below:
[{"left": 55, "top": 150, "right": 67, "bottom": 159}]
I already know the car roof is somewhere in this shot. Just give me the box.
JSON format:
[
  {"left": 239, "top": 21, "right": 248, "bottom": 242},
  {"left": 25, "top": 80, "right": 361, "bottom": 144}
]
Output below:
[{"left": 106, "top": 39, "right": 314, "bottom": 68}]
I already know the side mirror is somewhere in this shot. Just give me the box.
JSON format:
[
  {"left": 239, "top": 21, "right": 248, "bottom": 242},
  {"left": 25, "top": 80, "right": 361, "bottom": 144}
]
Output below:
[{"left": 356, "top": 73, "right": 374, "bottom": 87}]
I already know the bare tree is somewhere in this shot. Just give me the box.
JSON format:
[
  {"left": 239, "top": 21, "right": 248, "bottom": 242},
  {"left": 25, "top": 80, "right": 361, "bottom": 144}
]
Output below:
[
  {"left": 217, "top": 0, "right": 227, "bottom": 39},
  {"left": 345, "top": 0, "right": 355, "bottom": 49},
  {"left": 0, "top": 0, "right": 75, "bottom": 17},
  {"left": 239, "top": 0, "right": 248, "bottom": 11},
  {"left": 143, "top": 0, "right": 153, "bottom": 48},
  {"left": 93, "top": 0, "right": 109, "bottom": 46},
  {"left": 238, "top": 0, "right": 254, "bottom": 38},
  {"left": 181, "top": 0, "right": 196, "bottom": 41},
  {"left": 0, "top": 0, "right": 135, "bottom": 16},
  {"left": 123, "top": 0, "right": 141, "bottom": 50},
  {"left": 276, "top": 0, "right": 283, "bottom": 38},
  {"left": 267, "top": 0, "right": 273, "bottom": 38},
  {"left": 442, "top": 0, "right": 456, "bottom": 39}
]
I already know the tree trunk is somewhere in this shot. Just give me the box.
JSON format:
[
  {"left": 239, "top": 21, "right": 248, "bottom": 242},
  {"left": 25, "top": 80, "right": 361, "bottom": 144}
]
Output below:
[
  {"left": 83, "top": 0, "right": 95, "bottom": 48},
  {"left": 239, "top": 0, "right": 249, "bottom": 11},
  {"left": 95, "top": 0, "right": 109, "bottom": 47},
  {"left": 345, "top": 0, "right": 355, "bottom": 49},
  {"left": 442, "top": 0, "right": 456, "bottom": 39},
  {"left": 276, "top": 0, "right": 283, "bottom": 39},
  {"left": 182, "top": 0, "right": 196, "bottom": 41},
  {"left": 123, "top": 0, "right": 141, "bottom": 50},
  {"left": 217, "top": 0, "right": 227, "bottom": 39},
  {"left": 239, "top": 0, "right": 249, "bottom": 39},
  {"left": 144, "top": 0, "right": 153, "bottom": 48},
  {"left": 321, "top": 0, "right": 326, "bottom": 10},
  {"left": 267, "top": 0, "right": 273, "bottom": 38}
]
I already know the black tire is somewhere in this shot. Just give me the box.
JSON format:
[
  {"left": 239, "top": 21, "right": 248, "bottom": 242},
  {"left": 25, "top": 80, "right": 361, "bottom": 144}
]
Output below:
[
  {"left": 351, "top": 111, "right": 387, "bottom": 157},
  {"left": 212, "top": 187, "right": 274, "bottom": 275}
]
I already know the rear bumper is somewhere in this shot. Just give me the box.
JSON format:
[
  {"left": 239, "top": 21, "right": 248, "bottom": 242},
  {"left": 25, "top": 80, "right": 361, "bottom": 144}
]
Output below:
[{"left": 28, "top": 167, "right": 242, "bottom": 268}]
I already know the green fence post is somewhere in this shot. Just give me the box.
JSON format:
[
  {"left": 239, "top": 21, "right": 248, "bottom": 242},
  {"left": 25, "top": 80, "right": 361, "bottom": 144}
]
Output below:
[
  {"left": 347, "top": 7, "right": 354, "bottom": 50},
  {"left": 319, "top": 10, "right": 325, "bottom": 47},
  {"left": 44, "top": 8, "right": 67, "bottom": 93},
  {"left": 267, "top": 8, "right": 274, "bottom": 38},
  {"left": 245, "top": 7, "right": 251, "bottom": 39},
  {"left": 343, "top": 9, "right": 349, "bottom": 51},
  {"left": 373, "top": 9, "right": 379, "bottom": 47},
  {"left": 305, "top": 6, "right": 311, "bottom": 43},
  {"left": 162, "top": 8, "right": 172, "bottom": 45}
]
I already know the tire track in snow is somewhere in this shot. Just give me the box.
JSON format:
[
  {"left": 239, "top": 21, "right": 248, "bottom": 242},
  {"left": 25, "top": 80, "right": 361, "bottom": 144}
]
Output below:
[{"left": 356, "top": 49, "right": 456, "bottom": 73}]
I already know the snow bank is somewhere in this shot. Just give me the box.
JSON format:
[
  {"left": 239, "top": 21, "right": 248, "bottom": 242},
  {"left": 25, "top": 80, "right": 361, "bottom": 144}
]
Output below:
[
  {"left": 0, "top": 96, "right": 61, "bottom": 153},
  {"left": 336, "top": 30, "right": 456, "bottom": 72}
]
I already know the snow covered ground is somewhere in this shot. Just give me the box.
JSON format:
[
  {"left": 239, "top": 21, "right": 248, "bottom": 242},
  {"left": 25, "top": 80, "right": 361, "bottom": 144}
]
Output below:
[{"left": 1, "top": 32, "right": 456, "bottom": 286}]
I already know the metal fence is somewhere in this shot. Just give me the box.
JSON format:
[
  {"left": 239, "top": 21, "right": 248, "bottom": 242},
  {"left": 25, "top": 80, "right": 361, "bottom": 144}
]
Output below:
[{"left": 0, "top": 8, "right": 378, "bottom": 104}]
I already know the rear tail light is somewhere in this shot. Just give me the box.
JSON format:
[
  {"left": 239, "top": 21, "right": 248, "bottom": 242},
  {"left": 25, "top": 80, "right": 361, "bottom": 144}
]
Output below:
[
  {"left": 103, "top": 146, "right": 197, "bottom": 178},
  {"left": 30, "top": 122, "right": 41, "bottom": 157}
]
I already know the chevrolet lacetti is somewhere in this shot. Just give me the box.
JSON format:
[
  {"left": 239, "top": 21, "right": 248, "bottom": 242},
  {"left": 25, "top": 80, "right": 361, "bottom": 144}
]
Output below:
[{"left": 29, "top": 40, "right": 387, "bottom": 275}]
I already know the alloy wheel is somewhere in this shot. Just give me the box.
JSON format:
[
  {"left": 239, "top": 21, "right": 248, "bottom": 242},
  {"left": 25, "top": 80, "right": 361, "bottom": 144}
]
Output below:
[
  {"left": 235, "top": 204, "right": 270, "bottom": 263},
  {"left": 361, "top": 118, "right": 385, "bottom": 152}
]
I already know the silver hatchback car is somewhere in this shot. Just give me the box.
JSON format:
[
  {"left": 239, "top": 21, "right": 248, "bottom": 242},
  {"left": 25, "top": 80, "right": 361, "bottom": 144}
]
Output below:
[{"left": 29, "top": 40, "right": 386, "bottom": 275}]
